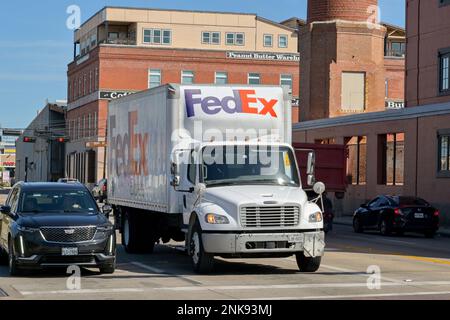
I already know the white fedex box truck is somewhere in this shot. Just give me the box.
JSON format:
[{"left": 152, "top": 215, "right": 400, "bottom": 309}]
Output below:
[{"left": 107, "top": 84, "right": 325, "bottom": 273}]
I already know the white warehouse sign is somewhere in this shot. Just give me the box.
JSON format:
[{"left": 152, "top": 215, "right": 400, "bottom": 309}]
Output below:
[{"left": 227, "top": 51, "right": 300, "bottom": 62}]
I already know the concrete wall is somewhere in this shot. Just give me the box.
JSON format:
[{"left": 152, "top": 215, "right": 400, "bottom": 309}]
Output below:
[{"left": 293, "top": 107, "right": 450, "bottom": 226}]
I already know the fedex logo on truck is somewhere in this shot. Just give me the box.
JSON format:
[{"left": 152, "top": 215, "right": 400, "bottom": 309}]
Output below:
[{"left": 185, "top": 89, "right": 278, "bottom": 118}]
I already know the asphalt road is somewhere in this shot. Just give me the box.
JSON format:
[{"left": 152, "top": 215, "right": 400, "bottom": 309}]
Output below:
[{"left": 1, "top": 194, "right": 450, "bottom": 300}]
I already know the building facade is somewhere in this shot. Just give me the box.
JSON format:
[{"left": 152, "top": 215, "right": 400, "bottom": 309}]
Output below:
[
  {"left": 0, "top": 129, "right": 21, "bottom": 186},
  {"left": 66, "top": 7, "right": 302, "bottom": 185},
  {"left": 15, "top": 102, "right": 66, "bottom": 183},
  {"left": 293, "top": 0, "right": 450, "bottom": 226},
  {"left": 299, "top": 0, "right": 406, "bottom": 121}
]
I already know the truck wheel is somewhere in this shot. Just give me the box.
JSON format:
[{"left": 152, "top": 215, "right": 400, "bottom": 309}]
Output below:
[
  {"left": 190, "top": 221, "right": 214, "bottom": 274},
  {"left": 0, "top": 246, "right": 8, "bottom": 265},
  {"left": 295, "top": 252, "right": 321, "bottom": 272},
  {"left": 424, "top": 230, "right": 436, "bottom": 238},
  {"left": 122, "top": 211, "right": 155, "bottom": 254}
]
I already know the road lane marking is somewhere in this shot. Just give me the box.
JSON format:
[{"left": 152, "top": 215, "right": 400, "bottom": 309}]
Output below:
[
  {"left": 18, "top": 280, "right": 450, "bottom": 296},
  {"left": 248, "top": 291, "right": 450, "bottom": 300},
  {"left": 130, "top": 261, "right": 166, "bottom": 274},
  {"left": 399, "top": 255, "right": 450, "bottom": 267}
]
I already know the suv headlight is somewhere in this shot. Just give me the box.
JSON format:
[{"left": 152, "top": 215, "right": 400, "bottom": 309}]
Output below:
[
  {"left": 309, "top": 212, "right": 323, "bottom": 223},
  {"left": 17, "top": 226, "right": 40, "bottom": 233},
  {"left": 205, "top": 213, "right": 230, "bottom": 224},
  {"left": 97, "top": 225, "right": 114, "bottom": 232}
]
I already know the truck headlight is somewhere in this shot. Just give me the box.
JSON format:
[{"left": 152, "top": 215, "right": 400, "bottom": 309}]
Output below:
[
  {"left": 205, "top": 213, "right": 230, "bottom": 224},
  {"left": 309, "top": 212, "right": 323, "bottom": 223}
]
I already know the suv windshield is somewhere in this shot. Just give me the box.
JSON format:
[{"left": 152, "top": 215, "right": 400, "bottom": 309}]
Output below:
[
  {"left": 200, "top": 145, "right": 300, "bottom": 187},
  {"left": 19, "top": 189, "right": 99, "bottom": 214}
]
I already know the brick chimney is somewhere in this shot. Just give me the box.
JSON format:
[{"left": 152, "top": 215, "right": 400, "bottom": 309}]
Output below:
[{"left": 300, "top": 0, "right": 387, "bottom": 121}]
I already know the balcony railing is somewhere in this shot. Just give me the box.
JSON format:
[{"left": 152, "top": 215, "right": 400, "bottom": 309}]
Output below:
[
  {"left": 99, "top": 38, "right": 136, "bottom": 46},
  {"left": 385, "top": 49, "right": 405, "bottom": 58}
]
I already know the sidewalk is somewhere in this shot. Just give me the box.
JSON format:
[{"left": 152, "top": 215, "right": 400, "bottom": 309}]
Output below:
[{"left": 334, "top": 216, "right": 450, "bottom": 237}]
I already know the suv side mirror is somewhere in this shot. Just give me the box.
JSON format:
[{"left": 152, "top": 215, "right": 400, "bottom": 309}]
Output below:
[
  {"left": 1, "top": 205, "right": 11, "bottom": 215},
  {"left": 102, "top": 204, "right": 113, "bottom": 215}
]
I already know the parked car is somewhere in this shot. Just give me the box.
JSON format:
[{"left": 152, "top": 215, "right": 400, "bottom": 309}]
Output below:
[
  {"left": 92, "top": 179, "right": 107, "bottom": 203},
  {"left": 57, "top": 178, "right": 80, "bottom": 184},
  {"left": 0, "top": 182, "right": 116, "bottom": 276},
  {"left": 353, "top": 195, "right": 439, "bottom": 238}
]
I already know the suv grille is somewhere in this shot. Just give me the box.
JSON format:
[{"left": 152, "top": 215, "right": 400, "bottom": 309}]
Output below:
[
  {"left": 40, "top": 226, "right": 97, "bottom": 243},
  {"left": 240, "top": 206, "right": 300, "bottom": 228}
]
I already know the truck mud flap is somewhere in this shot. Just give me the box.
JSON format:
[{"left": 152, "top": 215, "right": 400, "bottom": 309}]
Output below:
[{"left": 302, "top": 232, "right": 325, "bottom": 258}]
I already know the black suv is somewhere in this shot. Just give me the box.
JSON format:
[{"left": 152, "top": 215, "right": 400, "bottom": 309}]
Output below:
[{"left": 0, "top": 182, "right": 116, "bottom": 275}]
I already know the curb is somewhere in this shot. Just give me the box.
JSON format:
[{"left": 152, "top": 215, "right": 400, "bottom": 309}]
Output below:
[{"left": 333, "top": 219, "right": 450, "bottom": 238}]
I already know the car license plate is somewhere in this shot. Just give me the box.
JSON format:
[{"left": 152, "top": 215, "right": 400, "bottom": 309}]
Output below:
[
  {"left": 414, "top": 212, "right": 424, "bottom": 219},
  {"left": 62, "top": 247, "right": 78, "bottom": 256}
]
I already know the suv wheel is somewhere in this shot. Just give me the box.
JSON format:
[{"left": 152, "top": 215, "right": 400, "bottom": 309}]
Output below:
[
  {"left": 353, "top": 217, "right": 363, "bottom": 233},
  {"left": 380, "top": 219, "right": 391, "bottom": 236},
  {"left": 8, "top": 241, "right": 21, "bottom": 276}
]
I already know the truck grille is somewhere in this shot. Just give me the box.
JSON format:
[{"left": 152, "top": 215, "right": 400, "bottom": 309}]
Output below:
[
  {"left": 40, "top": 226, "right": 97, "bottom": 243},
  {"left": 240, "top": 206, "right": 300, "bottom": 228}
]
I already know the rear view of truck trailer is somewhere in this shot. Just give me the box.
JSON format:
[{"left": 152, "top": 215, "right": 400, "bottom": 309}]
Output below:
[{"left": 107, "top": 84, "right": 325, "bottom": 273}]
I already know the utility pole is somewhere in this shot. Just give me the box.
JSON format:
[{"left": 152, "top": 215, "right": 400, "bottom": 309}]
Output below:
[{"left": 25, "top": 157, "right": 28, "bottom": 182}]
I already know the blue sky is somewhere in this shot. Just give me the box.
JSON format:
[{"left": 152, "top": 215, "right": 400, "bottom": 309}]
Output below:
[{"left": 0, "top": 0, "right": 405, "bottom": 129}]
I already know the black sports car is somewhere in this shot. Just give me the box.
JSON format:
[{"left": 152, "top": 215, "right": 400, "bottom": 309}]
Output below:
[{"left": 353, "top": 195, "right": 439, "bottom": 238}]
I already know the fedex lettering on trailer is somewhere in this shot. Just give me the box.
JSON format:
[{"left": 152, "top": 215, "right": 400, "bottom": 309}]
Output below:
[{"left": 185, "top": 88, "right": 279, "bottom": 118}]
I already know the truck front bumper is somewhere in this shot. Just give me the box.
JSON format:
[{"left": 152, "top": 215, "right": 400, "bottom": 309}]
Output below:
[{"left": 202, "top": 231, "right": 325, "bottom": 257}]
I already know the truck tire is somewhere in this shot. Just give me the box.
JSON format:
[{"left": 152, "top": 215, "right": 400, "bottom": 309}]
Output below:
[
  {"left": 295, "top": 252, "right": 321, "bottom": 272},
  {"left": 122, "top": 211, "right": 155, "bottom": 254},
  {"left": 189, "top": 220, "right": 214, "bottom": 274}
]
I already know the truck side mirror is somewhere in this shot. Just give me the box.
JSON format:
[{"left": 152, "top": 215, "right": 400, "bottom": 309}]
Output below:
[
  {"left": 306, "top": 151, "right": 315, "bottom": 175},
  {"left": 170, "top": 175, "right": 180, "bottom": 187},
  {"left": 0, "top": 205, "right": 11, "bottom": 215},
  {"left": 306, "top": 151, "right": 316, "bottom": 187},
  {"left": 313, "top": 182, "right": 326, "bottom": 195}
]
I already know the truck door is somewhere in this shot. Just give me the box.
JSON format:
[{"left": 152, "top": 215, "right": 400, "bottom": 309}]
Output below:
[{"left": 175, "top": 150, "right": 198, "bottom": 220}]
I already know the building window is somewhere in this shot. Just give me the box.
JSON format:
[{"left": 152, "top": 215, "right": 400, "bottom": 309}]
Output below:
[
  {"left": 148, "top": 69, "right": 161, "bottom": 88},
  {"left": 95, "top": 68, "right": 99, "bottom": 90},
  {"left": 181, "top": 71, "right": 194, "bottom": 84},
  {"left": 88, "top": 114, "right": 92, "bottom": 138},
  {"left": 345, "top": 136, "right": 367, "bottom": 185},
  {"left": 215, "top": 72, "right": 228, "bottom": 84},
  {"left": 280, "top": 74, "right": 293, "bottom": 91},
  {"left": 440, "top": 53, "right": 450, "bottom": 93},
  {"left": 379, "top": 133, "right": 404, "bottom": 186},
  {"left": 278, "top": 35, "right": 288, "bottom": 48},
  {"left": 439, "top": 0, "right": 450, "bottom": 7},
  {"left": 248, "top": 73, "right": 260, "bottom": 85},
  {"left": 438, "top": 132, "right": 450, "bottom": 173},
  {"left": 94, "top": 112, "right": 97, "bottom": 137},
  {"left": 89, "top": 71, "right": 93, "bottom": 94},
  {"left": 143, "top": 29, "right": 171, "bottom": 45},
  {"left": 202, "top": 32, "right": 220, "bottom": 45},
  {"left": 341, "top": 72, "right": 366, "bottom": 111},
  {"left": 226, "top": 32, "right": 245, "bottom": 46},
  {"left": 385, "top": 79, "right": 389, "bottom": 98},
  {"left": 263, "top": 34, "right": 273, "bottom": 47},
  {"left": 78, "top": 78, "right": 81, "bottom": 97},
  {"left": 162, "top": 30, "right": 171, "bottom": 44}
]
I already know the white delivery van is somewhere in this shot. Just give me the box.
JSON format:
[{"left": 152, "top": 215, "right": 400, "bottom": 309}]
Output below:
[{"left": 107, "top": 84, "right": 325, "bottom": 273}]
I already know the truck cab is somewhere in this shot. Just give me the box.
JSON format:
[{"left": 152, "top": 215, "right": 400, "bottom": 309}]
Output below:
[{"left": 172, "top": 141, "right": 325, "bottom": 273}]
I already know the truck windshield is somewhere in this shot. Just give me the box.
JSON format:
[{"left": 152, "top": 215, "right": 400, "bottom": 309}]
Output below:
[
  {"left": 19, "top": 190, "right": 99, "bottom": 215},
  {"left": 200, "top": 145, "right": 300, "bottom": 187}
]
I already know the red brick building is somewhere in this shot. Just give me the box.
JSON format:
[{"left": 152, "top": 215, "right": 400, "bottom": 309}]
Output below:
[
  {"left": 65, "top": 5, "right": 405, "bottom": 184},
  {"left": 66, "top": 7, "right": 301, "bottom": 184}
]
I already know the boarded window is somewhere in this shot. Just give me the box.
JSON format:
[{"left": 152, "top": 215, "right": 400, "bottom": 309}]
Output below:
[
  {"left": 341, "top": 72, "right": 365, "bottom": 111},
  {"left": 345, "top": 136, "right": 367, "bottom": 185},
  {"left": 378, "top": 133, "right": 404, "bottom": 185}
]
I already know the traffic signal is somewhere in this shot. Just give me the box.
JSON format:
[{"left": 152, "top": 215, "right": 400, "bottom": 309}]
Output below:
[
  {"left": 55, "top": 137, "right": 69, "bottom": 143},
  {"left": 23, "top": 137, "right": 36, "bottom": 143}
]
